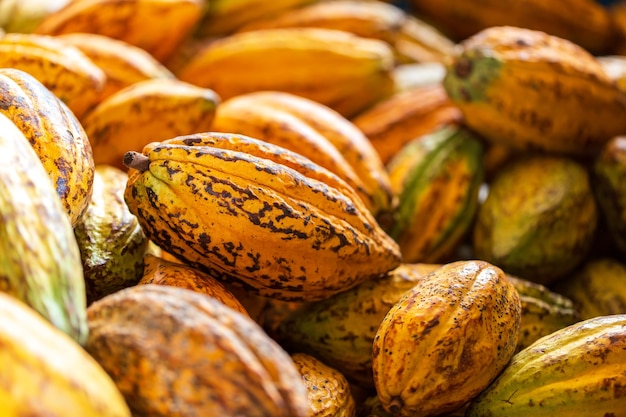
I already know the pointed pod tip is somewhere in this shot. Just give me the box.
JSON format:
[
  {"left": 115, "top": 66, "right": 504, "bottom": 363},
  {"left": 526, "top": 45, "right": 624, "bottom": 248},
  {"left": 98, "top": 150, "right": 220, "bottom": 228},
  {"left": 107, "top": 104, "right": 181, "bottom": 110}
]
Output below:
[{"left": 123, "top": 151, "right": 150, "bottom": 172}]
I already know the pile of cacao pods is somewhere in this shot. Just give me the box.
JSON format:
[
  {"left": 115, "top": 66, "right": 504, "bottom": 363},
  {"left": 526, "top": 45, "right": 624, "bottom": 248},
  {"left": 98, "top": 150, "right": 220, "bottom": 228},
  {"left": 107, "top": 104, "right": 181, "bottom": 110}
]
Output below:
[{"left": 2, "top": 0, "right": 626, "bottom": 416}]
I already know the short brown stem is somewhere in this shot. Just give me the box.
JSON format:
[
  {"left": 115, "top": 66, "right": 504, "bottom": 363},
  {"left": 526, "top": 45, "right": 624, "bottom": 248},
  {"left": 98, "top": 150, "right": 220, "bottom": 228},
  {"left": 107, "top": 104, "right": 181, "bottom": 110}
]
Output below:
[
  {"left": 123, "top": 151, "right": 150, "bottom": 172},
  {"left": 388, "top": 397, "right": 403, "bottom": 415}
]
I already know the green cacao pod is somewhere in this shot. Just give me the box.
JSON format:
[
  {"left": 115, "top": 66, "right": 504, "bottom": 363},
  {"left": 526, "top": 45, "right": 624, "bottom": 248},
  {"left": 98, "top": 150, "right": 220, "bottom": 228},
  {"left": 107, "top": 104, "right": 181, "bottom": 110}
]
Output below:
[
  {"left": 0, "top": 112, "right": 87, "bottom": 344},
  {"left": 276, "top": 263, "right": 440, "bottom": 387},
  {"left": 386, "top": 124, "right": 484, "bottom": 263},
  {"left": 74, "top": 165, "right": 148, "bottom": 305},
  {"left": 466, "top": 314, "right": 626, "bottom": 417},
  {"left": 473, "top": 154, "right": 597, "bottom": 284},
  {"left": 507, "top": 275, "right": 579, "bottom": 352}
]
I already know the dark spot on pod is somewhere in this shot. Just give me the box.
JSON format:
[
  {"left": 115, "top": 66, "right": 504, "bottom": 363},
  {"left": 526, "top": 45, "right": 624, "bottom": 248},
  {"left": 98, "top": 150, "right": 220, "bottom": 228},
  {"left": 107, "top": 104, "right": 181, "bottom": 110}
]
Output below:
[
  {"left": 53, "top": 157, "right": 72, "bottom": 199},
  {"left": 420, "top": 316, "right": 440, "bottom": 337},
  {"left": 182, "top": 137, "right": 203, "bottom": 145},
  {"left": 460, "top": 87, "right": 472, "bottom": 102},
  {"left": 454, "top": 58, "right": 473, "bottom": 78}
]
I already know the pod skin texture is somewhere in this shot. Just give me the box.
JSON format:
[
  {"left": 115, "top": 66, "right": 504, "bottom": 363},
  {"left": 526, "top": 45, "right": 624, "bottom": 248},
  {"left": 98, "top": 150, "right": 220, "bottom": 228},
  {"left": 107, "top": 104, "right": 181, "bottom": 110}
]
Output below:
[
  {"left": 211, "top": 90, "right": 395, "bottom": 221},
  {"left": 83, "top": 78, "right": 220, "bottom": 170},
  {"left": 291, "top": 352, "right": 357, "bottom": 417},
  {"left": 507, "top": 275, "right": 579, "bottom": 352},
  {"left": 139, "top": 253, "right": 250, "bottom": 317},
  {"left": 57, "top": 32, "right": 175, "bottom": 104}
]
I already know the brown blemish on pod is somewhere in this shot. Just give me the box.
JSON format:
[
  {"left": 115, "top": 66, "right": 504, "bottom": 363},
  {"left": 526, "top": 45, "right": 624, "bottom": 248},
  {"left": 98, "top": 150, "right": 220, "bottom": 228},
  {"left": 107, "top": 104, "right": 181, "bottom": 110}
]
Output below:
[{"left": 454, "top": 58, "right": 473, "bottom": 78}]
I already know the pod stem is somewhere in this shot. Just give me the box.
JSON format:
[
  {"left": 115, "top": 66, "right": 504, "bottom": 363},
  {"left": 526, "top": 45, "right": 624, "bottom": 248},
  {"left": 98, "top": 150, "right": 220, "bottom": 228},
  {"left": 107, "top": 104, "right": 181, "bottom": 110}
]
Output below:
[
  {"left": 124, "top": 151, "right": 150, "bottom": 172},
  {"left": 388, "top": 397, "right": 403, "bottom": 415}
]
